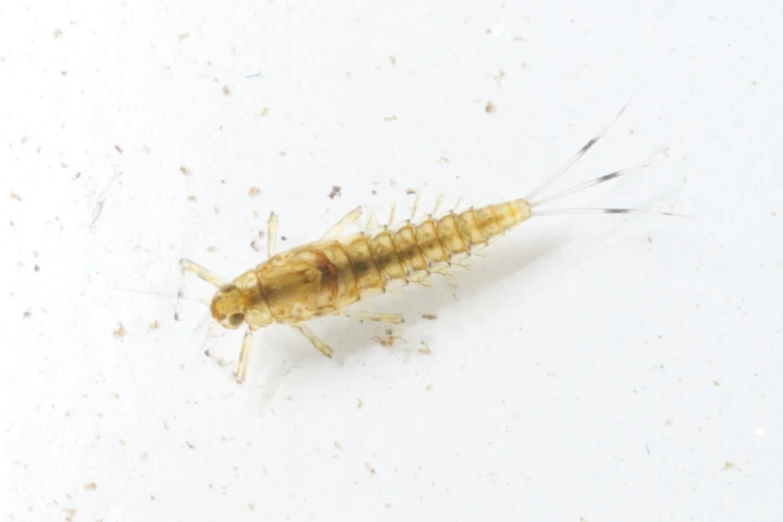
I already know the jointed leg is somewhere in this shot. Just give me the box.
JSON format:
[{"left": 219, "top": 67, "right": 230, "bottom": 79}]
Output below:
[
  {"left": 292, "top": 323, "right": 334, "bottom": 358},
  {"left": 235, "top": 328, "right": 255, "bottom": 384},
  {"left": 322, "top": 206, "right": 363, "bottom": 239},
  {"left": 344, "top": 310, "right": 405, "bottom": 324}
]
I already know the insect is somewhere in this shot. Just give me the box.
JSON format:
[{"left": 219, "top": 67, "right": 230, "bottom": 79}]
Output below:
[{"left": 180, "top": 103, "right": 675, "bottom": 383}]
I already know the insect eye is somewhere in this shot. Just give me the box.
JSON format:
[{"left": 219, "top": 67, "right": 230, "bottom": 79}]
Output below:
[{"left": 228, "top": 313, "right": 245, "bottom": 326}]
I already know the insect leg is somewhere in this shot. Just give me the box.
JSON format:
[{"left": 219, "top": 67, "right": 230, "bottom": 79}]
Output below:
[
  {"left": 267, "top": 211, "right": 278, "bottom": 257},
  {"left": 292, "top": 324, "right": 334, "bottom": 358},
  {"left": 322, "top": 206, "right": 363, "bottom": 239},
  {"left": 179, "top": 258, "right": 228, "bottom": 288},
  {"left": 235, "top": 328, "right": 255, "bottom": 383},
  {"left": 344, "top": 310, "right": 405, "bottom": 324}
]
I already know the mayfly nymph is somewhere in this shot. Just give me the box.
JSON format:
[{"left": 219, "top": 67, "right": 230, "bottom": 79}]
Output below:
[{"left": 180, "top": 103, "right": 674, "bottom": 383}]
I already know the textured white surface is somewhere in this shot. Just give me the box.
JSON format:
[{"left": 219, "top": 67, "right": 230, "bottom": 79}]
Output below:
[{"left": 2, "top": 1, "right": 781, "bottom": 521}]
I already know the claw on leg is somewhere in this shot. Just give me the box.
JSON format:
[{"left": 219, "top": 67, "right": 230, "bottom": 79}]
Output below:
[
  {"left": 344, "top": 310, "right": 405, "bottom": 324},
  {"left": 293, "top": 323, "right": 334, "bottom": 358}
]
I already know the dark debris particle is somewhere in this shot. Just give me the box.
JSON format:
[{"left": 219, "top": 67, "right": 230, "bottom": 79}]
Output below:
[{"left": 328, "top": 185, "right": 342, "bottom": 199}]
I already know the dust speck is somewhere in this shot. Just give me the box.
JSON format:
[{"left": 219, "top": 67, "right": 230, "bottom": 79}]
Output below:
[
  {"left": 179, "top": 165, "right": 191, "bottom": 175},
  {"left": 357, "top": 398, "right": 363, "bottom": 409},
  {"left": 260, "top": 107, "right": 270, "bottom": 117},
  {"left": 373, "top": 328, "right": 398, "bottom": 348},
  {"left": 248, "top": 186, "right": 262, "bottom": 198},
  {"left": 178, "top": 33, "right": 190, "bottom": 41},
  {"left": 222, "top": 85, "right": 231, "bottom": 96},
  {"left": 10, "top": 192, "right": 21, "bottom": 201},
  {"left": 384, "top": 114, "right": 397, "bottom": 122},
  {"left": 328, "top": 185, "right": 342, "bottom": 199},
  {"left": 53, "top": 28, "right": 63, "bottom": 39},
  {"left": 112, "top": 323, "right": 127, "bottom": 339},
  {"left": 84, "top": 482, "right": 97, "bottom": 491},
  {"left": 421, "top": 313, "right": 437, "bottom": 320},
  {"left": 485, "top": 101, "right": 496, "bottom": 113},
  {"left": 365, "top": 463, "right": 376, "bottom": 475},
  {"left": 417, "top": 342, "right": 432, "bottom": 355},
  {"left": 389, "top": 56, "right": 397, "bottom": 66}
]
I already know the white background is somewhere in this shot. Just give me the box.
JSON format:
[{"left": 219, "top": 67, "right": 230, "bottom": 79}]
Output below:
[{"left": 2, "top": 1, "right": 781, "bottom": 521}]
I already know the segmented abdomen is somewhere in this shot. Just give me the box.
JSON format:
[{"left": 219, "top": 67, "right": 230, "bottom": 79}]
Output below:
[{"left": 340, "top": 198, "right": 532, "bottom": 299}]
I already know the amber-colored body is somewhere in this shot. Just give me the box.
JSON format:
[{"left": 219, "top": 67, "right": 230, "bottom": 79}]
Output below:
[
  {"left": 181, "top": 101, "right": 661, "bottom": 383},
  {"left": 209, "top": 199, "right": 531, "bottom": 331}
]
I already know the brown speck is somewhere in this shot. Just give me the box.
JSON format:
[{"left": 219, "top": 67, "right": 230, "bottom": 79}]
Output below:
[
  {"left": 417, "top": 342, "right": 432, "bottom": 355},
  {"left": 365, "top": 463, "right": 376, "bottom": 475},
  {"left": 53, "top": 28, "right": 63, "bottom": 39},
  {"left": 389, "top": 56, "right": 397, "bottom": 65},
  {"left": 222, "top": 85, "right": 231, "bottom": 96},
  {"left": 179, "top": 165, "right": 191, "bottom": 175},
  {"left": 493, "top": 69, "right": 506, "bottom": 85},
  {"left": 178, "top": 32, "right": 190, "bottom": 41},
  {"left": 722, "top": 461, "right": 740, "bottom": 471},
  {"left": 421, "top": 313, "right": 437, "bottom": 320},
  {"left": 10, "top": 192, "right": 21, "bottom": 201},
  {"left": 373, "top": 328, "right": 398, "bottom": 348},
  {"left": 64, "top": 508, "right": 76, "bottom": 522},
  {"left": 112, "top": 323, "right": 127, "bottom": 339},
  {"left": 114, "top": 144, "right": 123, "bottom": 154},
  {"left": 328, "top": 185, "right": 342, "bottom": 199},
  {"left": 384, "top": 114, "right": 397, "bottom": 122},
  {"left": 187, "top": 195, "right": 197, "bottom": 202},
  {"left": 84, "top": 482, "right": 97, "bottom": 491},
  {"left": 357, "top": 398, "right": 363, "bottom": 409},
  {"left": 260, "top": 106, "right": 270, "bottom": 117},
  {"left": 485, "top": 101, "right": 496, "bottom": 113},
  {"left": 248, "top": 186, "right": 262, "bottom": 198},
  {"left": 405, "top": 188, "right": 417, "bottom": 195}
]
